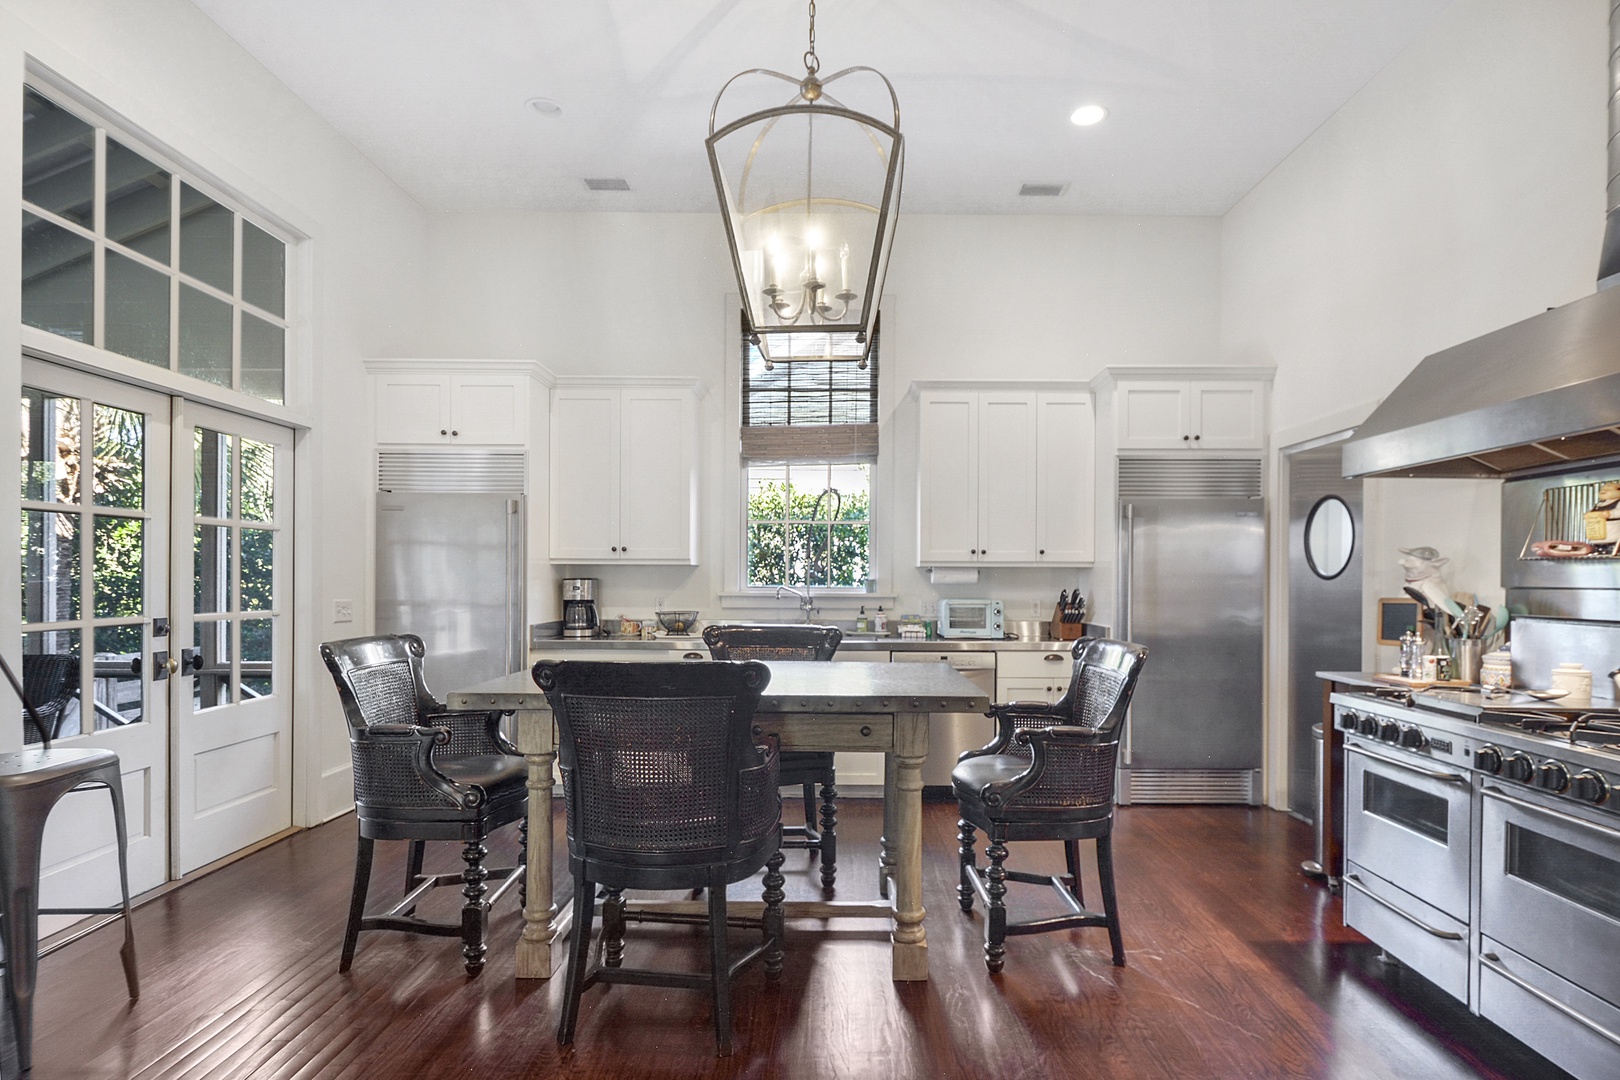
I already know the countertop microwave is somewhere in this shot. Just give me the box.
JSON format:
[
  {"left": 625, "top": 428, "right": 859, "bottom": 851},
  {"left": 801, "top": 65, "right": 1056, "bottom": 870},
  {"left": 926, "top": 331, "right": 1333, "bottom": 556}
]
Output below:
[{"left": 937, "top": 599, "right": 1004, "bottom": 639}]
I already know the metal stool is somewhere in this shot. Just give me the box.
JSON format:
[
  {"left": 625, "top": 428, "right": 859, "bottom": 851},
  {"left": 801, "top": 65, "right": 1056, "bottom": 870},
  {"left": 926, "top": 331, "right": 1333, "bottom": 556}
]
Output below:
[
  {"left": 0, "top": 657, "right": 137, "bottom": 1073},
  {"left": 0, "top": 749, "right": 140, "bottom": 1073}
]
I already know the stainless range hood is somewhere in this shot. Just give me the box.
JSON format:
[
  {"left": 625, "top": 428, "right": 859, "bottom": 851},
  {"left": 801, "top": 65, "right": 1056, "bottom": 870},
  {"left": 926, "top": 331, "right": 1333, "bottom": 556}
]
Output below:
[
  {"left": 1343, "top": 0, "right": 1620, "bottom": 480},
  {"left": 1341, "top": 287, "right": 1620, "bottom": 478}
]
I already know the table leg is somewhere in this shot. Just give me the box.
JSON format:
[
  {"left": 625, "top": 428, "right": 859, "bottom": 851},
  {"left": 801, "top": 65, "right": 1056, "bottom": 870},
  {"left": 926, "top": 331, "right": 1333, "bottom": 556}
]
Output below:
[
  {"left": 878, "top": 752, "right": 897, "bottom": 899},
  {"left": 891, "top": 711, "right": 928, "bottom": 981},
  {"left": 515, "top": 708, "right": 568, "bottom": 979}
]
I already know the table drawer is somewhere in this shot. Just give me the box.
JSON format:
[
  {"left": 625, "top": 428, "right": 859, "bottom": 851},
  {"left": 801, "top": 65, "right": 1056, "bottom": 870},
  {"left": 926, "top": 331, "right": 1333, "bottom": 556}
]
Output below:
[{"left": 758, "top": 714, "right": 894, "bottom": 751}]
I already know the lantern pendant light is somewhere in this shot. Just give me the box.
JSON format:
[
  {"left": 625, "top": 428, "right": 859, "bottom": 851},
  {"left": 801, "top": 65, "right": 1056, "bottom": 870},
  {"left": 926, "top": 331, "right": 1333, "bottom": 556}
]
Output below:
[{"left": 707, "top": 0, "right": 903, "bottom": 369}]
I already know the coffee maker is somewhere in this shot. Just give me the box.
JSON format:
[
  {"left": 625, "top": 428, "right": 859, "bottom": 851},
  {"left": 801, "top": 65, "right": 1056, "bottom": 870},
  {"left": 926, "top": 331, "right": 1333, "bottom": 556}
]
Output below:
[{"left": 560, "top": 578, "right": 600, "bottom": 639}]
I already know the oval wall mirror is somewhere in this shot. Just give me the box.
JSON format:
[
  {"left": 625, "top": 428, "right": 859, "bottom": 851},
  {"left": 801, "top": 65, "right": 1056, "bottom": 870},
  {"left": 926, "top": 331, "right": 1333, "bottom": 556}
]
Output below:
[{"left": 1304, "top": 495, "right": 1355, "bottom": 580}]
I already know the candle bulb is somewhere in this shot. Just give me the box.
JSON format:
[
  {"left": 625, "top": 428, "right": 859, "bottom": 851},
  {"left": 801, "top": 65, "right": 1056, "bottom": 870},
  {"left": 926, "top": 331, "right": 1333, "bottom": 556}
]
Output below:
[{"left": 839, "top": 242, "right": 849, "bottom": 292}]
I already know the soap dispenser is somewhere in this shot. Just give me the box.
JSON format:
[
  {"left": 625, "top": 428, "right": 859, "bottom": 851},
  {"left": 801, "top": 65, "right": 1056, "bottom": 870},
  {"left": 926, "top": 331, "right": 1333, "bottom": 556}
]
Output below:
[
  {"left": 855, "top": 606, "right": 869, "bottom": 633},
  {"left": 873, "top": 606, "right": 887, "bottom": 633}
]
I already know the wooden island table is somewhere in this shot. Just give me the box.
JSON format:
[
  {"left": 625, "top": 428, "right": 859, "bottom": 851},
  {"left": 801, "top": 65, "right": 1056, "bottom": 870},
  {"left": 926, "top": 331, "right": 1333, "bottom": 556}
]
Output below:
[{"left": 450, "top": 658, "right": 990, "bottom": 983}]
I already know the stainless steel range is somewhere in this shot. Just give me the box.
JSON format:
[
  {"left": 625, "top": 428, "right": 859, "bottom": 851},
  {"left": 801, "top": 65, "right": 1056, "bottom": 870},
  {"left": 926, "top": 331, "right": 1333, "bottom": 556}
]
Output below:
[{"left": 1334, "top": 686, "right": 1620, "bottom": 1079}]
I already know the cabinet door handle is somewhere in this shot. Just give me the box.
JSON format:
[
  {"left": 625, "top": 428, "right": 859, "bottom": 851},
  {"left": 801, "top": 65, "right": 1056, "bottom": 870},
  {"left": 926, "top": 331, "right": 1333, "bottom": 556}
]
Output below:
[
  {"left": 611, "top": 546, "right": 618, "bottom": 552},
  {"left": 451, "top": 430, "right": 459, "bottom": 437},
  {"left": 1193, "top": 434, "right": 1201, "bottom": 441},
  {"left": 440, "top": 429, "right": 448, "bottom": 436},
  {"left": 1182, "top": 434, "right": 1190, "bottom": 441},
  {"left": 1039, "top": 549, "right": 1045, "bottom": 555}
]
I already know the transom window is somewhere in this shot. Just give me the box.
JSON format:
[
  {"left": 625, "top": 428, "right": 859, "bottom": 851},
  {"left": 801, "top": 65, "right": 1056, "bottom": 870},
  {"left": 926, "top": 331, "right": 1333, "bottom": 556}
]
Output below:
[
  {"left": 21, "top": 84, "right": 291, "bottom": 404},
  {"left": 740, "top": 319, "right": 878, "bottom": 589}
]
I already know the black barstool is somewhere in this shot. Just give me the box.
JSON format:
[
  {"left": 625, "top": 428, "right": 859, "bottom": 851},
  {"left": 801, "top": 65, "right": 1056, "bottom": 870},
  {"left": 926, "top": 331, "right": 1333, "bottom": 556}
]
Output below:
[{"left": 0, "top": 658, "right": 138, "bottom": 1073}]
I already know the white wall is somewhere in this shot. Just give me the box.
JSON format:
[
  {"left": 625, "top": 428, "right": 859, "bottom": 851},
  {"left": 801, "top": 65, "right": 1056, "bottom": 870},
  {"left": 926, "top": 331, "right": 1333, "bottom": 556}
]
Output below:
[
  {"left": 0, "top": 0, "right": 432, "bottom": 822},
  {"left": 1222, "top": 0, "right": 1606, "bottom": 805},
  {"left": 421, "top": 211, "right": 1223, "bottom": 629}
]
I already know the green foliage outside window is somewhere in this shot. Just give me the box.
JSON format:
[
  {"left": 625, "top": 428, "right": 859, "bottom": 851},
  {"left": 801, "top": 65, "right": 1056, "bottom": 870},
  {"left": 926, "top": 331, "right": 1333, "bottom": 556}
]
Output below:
[{"left": 746, "top": 476, "right": 870, "bottom": 587}]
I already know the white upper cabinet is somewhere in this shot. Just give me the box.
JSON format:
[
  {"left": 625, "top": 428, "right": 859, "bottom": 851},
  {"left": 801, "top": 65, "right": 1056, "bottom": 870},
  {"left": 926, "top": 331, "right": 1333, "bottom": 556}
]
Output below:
[
  {"left": 550, "top": 381, "right": 699, "bottom": 564},
  {"left": 1114, "top": 378, "right": 1267, "bottom": 450},
  {"left": 370, "top": 360, "right": 538, "bottom": 445},
  {"left": 916, "top": 385, "right": 1094, "bottom": 566}
]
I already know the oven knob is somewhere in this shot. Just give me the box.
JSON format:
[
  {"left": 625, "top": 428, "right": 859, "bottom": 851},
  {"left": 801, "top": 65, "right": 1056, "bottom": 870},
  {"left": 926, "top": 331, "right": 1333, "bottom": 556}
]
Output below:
[
  {"left": 1570, "top": 771, "right": 1611, "bottom": 804},
  {"left": 1339, "top": 710, "right": 1360, "bottom": 733},
  {"left": 1474, "top": 745, "right": 1503, "bottom": 773},
  {"left": 1399, "top": 725, "right": 1429, "bottom": 750},
  {"left": 1532, "top": 761, "right": 1570, "bottom": 793},
  {"left": 1378, "top": 719, "right": 1402, "bottom": 743},
  {"left": 1357, "top": 714, "right": 1380, "bottom": 737},
  {"left": 1501, "top": 752, "right": 1535, "bottom": 783}
]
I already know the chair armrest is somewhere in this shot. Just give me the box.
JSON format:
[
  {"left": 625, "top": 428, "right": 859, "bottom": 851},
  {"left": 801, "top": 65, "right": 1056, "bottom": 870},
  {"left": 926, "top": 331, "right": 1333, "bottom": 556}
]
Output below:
[
  {"left": 1016, "top": 725, "right": 1106, "bottom": 746},
  {"left": 737, "top": 734, "right": 782, "bottom": 843},
  {"left": 959, "top": 700, "right": 1060, "bottom": 763},
  {"left": 424, "top": 708, "right": 519, "bottom": 758},
  {"left": 971, "top": 725, "right": 1105, "bottom": 808},
  {"left": 351, "top": 724, "right": 483, "bottom": 809}
]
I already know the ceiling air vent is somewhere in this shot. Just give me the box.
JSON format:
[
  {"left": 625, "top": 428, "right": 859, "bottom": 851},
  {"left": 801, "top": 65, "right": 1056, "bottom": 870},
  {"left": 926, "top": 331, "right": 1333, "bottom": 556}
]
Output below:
[
  {"left": 1018, "top": 183, "right": 1067, "bottom": 197},
  {"left": 583, "top": 177, "right": 631, "bottom": 191}
]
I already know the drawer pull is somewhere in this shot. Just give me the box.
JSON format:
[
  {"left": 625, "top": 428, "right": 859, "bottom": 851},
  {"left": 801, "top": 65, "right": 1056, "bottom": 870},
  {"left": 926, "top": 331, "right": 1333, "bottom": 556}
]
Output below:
[
  {"left": 683, "top": 652, "right": 703, "bottom": 660},
  {"left": 1480, "top": 952, "right": 1620, "bottom": 1048},
  {"left": 860, "top": 726, "right": 872, "bottom": 737},
  {"left": 1044, "top": 654, "right": 1065, "bottom": 662},
  {"left": 1343, "top": 874, "right": 1463, "bottom": 940}
]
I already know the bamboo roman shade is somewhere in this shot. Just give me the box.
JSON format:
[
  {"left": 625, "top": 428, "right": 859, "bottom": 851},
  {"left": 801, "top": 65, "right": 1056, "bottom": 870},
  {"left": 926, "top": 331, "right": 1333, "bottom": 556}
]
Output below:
[{"left": 739, "top": 314, "right": 880, "bottom": 464}]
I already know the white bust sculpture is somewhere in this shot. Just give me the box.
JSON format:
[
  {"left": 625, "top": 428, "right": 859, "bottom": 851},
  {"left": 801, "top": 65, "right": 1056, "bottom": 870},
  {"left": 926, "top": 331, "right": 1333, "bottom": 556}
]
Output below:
[{"left": 1399, "top": 545, "right": 1462, "bottom": 618}]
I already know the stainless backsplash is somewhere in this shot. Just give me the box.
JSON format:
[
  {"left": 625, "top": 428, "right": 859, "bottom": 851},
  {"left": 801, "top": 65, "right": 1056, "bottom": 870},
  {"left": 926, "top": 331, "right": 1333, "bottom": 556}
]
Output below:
[{"left": 1509, "top": 616, "right": 1620, "bottom": 703}]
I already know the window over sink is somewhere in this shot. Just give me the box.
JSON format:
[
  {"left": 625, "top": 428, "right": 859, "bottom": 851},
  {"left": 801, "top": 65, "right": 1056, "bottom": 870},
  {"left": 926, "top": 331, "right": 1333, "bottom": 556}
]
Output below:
[{"left": 738, "top": 316, "right": 878, "bottom": 590}]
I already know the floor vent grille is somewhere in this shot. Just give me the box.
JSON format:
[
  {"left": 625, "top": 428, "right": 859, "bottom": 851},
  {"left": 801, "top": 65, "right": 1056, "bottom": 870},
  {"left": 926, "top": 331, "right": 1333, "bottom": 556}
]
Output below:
[{"left": 1124, "top": 769, "right": 1257, "bottom": 804}]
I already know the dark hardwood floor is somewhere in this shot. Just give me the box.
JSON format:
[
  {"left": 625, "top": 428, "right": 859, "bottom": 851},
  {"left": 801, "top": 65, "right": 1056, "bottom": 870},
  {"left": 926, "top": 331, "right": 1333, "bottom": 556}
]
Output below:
[{"left": 31, "top": 801, "right": 1567, "bottom": 1079}]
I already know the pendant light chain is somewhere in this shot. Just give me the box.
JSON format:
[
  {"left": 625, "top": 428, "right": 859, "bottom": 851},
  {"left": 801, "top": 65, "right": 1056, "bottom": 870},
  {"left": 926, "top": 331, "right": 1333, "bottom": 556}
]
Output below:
[{"left": 804, "top": 0, "right": 819, "bottom": 75}]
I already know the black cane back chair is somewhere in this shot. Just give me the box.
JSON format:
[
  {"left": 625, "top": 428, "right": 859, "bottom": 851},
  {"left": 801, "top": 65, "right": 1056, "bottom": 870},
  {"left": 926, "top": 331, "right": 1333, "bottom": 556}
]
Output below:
[
  {"left": 953, "top": 637, "right": 1148, "bottom": 973},
  {"left": 702, "top": 623, "right": 841, "bottom": 888},
  {"left": 21, "top": 654, "right": 78, "bottom": 744},
  {"left": 532, "top": 659, "right": 785, "bottom": 1055},
  {"left": 320, "top": 634, "right": 526, "bottom": 975}
]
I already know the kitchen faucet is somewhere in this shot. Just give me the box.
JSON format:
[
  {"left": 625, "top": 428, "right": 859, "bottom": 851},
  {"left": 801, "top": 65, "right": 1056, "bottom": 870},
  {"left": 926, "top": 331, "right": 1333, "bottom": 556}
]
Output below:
[{"left": 775, "top": 584, "right": 817, "bottom": 622}]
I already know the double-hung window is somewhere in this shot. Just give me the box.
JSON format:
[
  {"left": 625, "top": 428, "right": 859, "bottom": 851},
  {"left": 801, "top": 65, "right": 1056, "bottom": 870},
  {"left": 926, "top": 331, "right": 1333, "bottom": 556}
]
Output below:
[{"left": 740, "top": 317, "right": 879, "bottom": 589}]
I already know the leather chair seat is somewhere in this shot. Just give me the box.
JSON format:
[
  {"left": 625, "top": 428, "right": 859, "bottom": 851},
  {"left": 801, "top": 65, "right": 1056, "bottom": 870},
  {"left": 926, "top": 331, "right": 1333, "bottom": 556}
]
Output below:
[{"left": 438, "top": 754, "right": 527, "bottom": 790}]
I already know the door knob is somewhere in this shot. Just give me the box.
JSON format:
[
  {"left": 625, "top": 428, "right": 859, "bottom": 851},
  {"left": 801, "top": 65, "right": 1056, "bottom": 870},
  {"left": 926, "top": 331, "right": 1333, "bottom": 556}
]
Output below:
[{"left": 166, "top": 657, "right": 179, "bottom": 675}]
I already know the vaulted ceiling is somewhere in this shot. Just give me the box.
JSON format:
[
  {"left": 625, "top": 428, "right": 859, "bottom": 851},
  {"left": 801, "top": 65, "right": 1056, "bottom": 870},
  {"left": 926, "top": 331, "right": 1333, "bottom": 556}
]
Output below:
[{"left": 189, "top": 0, "right": 1454, "bottom": 215}]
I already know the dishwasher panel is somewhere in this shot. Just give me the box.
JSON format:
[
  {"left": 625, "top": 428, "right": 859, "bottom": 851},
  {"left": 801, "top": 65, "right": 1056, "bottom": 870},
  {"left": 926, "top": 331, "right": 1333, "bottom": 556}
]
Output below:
[{"left": 890, "top": 651, "right": 997, "bottom": 790}]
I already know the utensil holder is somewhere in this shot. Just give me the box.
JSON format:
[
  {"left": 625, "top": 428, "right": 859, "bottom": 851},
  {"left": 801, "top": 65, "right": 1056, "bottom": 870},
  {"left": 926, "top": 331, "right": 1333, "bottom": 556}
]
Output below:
[{"left": 1447, "top": 638, "right": 1483, "bottom": 685}]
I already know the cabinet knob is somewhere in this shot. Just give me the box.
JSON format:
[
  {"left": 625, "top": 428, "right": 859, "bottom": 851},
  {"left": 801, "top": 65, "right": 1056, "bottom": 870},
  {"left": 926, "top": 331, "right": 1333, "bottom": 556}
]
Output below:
[
  {"left": 1039, "top": 549, "right": 1045, "bottom": 555},
  {"left": 611, "top": 546, "right": 618, "bottom": 552},
  {"left": 860, "top": 725, "right": 872, "bottom": 737},
  {"left": 1193, "top": 434, "right": 1201, "bottom": 441},
  {"left": 1182, "top": 434, "right": 1190, "bottom": 441},
  {"left": 440, "top": 429, "right": 448, "bottom": 436},
  {"left": 451, "top": 430, "right": 459, "bottom": 437}
]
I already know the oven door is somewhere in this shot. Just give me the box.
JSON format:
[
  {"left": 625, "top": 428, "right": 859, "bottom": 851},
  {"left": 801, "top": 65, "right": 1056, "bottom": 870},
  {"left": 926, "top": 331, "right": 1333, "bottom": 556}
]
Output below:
[
  {"left": 1480, "top": 784, "right": 1620, "bottom": 1011},
  {"left": 1344, "top": 739, "right": 1473, "bottom": 920}
]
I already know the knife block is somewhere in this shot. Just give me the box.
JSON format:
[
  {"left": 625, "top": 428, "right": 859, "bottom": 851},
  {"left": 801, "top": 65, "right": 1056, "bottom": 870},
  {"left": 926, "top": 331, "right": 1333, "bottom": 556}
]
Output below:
[{"left": 1051, "top": 604, "right": 1087, "bottom": 641}]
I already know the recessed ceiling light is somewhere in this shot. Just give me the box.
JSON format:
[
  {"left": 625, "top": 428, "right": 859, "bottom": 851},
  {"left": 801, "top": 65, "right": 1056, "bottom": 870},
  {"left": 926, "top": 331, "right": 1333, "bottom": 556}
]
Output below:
[
  {"left": 1070, "top": 104, "right": 1108, "bottom": 127},
  {"left": 584, "top": 178, "right": 631, "bottom": 191},
  {"left": 525, "top": 97, "right": 563, "bottom": 117},
  {"left": 1019, "top": 183, "right": 1067, "bottom": 197}
]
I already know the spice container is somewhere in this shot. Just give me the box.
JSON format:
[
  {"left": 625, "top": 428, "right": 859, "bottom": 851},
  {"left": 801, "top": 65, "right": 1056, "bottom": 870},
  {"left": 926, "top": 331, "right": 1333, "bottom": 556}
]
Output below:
[{"left": 1480, "top": 648, "right": 1512, "bottom": 690}]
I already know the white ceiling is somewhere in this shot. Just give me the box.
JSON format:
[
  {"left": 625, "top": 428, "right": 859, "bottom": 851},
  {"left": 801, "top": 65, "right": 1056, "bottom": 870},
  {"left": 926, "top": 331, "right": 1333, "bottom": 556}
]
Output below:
[{"left": 189, "top": 0, "right": 1454, "bottom": 216}]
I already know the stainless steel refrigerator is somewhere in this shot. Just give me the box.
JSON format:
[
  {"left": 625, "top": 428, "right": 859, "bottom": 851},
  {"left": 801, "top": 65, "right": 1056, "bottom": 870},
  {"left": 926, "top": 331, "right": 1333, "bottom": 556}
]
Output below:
[
  {"left": 1117, "top": 458, "right": 1264, "bottom": 804},
  {"left": 375, "top": 492, "right": 525, "bottom": 696}
]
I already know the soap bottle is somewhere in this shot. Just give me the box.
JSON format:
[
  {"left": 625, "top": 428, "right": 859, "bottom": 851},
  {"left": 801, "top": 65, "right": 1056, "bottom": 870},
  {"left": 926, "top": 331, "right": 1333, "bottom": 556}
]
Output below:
[
  {"left": 874, "top": 606, "right": 887, "bottom": 633},
  {"left": 856, "top": 606, "right": 869, "bottom": 633}
]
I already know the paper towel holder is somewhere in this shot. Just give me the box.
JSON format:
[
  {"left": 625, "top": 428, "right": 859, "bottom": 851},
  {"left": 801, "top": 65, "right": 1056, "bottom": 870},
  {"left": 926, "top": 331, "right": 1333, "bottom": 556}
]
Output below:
[{"left": 927, "top": 567, "right": 980, "bottom": 585}]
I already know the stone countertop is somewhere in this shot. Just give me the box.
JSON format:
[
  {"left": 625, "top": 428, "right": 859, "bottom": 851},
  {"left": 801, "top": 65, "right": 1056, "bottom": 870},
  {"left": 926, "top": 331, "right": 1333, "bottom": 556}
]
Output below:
[{"left": 531, "top": 635, "right": 1102, "bottom": 654}]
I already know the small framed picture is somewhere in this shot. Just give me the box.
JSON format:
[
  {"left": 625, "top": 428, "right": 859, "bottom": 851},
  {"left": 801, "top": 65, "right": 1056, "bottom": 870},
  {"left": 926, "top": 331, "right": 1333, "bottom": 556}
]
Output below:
[{"left": 1377, "top": 598, "right": 1422, "bottom": 645}]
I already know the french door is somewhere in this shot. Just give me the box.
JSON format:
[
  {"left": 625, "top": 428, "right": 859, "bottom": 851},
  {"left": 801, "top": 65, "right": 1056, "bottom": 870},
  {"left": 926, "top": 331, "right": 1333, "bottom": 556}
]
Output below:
[
  {"left": 22, "top": 360, "right": 172, "bottom": 905},
  {"left": 22, "top": 360, "right": 295, "bottom": 901},
  {"left": 169, "top": 401, "right": 293, "bottom": 875}
]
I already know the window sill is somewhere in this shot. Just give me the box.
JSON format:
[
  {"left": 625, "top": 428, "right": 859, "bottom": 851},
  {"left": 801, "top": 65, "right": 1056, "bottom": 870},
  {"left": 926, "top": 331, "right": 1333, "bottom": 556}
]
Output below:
[{"left": 718, "top": 590, "right": 898, "bottom": 611}]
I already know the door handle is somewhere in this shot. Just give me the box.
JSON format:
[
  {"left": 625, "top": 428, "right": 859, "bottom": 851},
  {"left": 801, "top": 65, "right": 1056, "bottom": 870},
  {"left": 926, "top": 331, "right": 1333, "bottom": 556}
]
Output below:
[
  {"left": 179, "top": 648, "right": 204, "bottom": 675},
  {"left": 1342, "top": 874, "right": 1464, "bottom": 940},
  {"left": 153, "top": 652, "right": 173, "bottom": 681}
]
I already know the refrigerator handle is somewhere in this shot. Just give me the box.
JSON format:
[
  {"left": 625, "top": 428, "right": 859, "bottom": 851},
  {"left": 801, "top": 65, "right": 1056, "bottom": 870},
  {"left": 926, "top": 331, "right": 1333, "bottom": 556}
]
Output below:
[
  {"left": 1120, "top": 503, "right": 1134, "bottom": 642},
  {"left": 506, "top": 500, "right": 521, "bottom": 674}
]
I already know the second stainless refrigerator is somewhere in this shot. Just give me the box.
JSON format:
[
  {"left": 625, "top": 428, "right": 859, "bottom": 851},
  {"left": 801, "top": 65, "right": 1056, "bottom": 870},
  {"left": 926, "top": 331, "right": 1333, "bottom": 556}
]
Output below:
[{"left": 1117, "top": 458, "right": 1264, "bottom": 804}]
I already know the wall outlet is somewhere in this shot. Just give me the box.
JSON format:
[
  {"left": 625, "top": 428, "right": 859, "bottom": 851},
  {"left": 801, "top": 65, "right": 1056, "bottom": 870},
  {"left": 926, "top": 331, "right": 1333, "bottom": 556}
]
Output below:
[
  {"left": 1031, "top": 600, "right": 1041, "bottom": 615},
  {"left": 333, "top": 599, "right": 354, "bottom": 624},
  {"left": 654, "top": 598, "right": 664, "bottom": 612}
]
